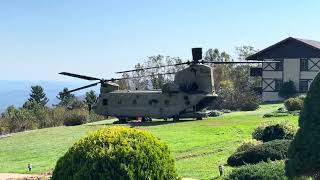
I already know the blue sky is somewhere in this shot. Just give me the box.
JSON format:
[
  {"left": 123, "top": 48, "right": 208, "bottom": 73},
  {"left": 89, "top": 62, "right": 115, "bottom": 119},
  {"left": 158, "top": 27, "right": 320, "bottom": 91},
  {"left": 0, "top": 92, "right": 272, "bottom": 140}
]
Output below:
[{"left": 1, "top": 0, "right": 319, "bottom": 81}]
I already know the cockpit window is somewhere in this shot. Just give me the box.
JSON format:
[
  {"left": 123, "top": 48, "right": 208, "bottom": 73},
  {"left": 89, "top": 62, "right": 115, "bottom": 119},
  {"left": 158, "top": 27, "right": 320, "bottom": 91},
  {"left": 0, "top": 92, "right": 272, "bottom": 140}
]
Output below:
[{"left": 103, "top": 99, "right": 108, "bottom": 106}]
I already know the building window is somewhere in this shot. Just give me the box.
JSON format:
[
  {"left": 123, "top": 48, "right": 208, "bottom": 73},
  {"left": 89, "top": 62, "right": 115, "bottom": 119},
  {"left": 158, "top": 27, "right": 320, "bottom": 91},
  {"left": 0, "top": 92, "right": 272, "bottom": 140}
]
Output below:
[
  {"left": 274, "top": 79, "right": 283, "bottom": 91},
  {"left": 299, "top": 80, "right": 309, "bottom": 92},
  {"left": 300, "top": 58, "right": 309, "bottom": 71},
  {"left": 275, "top": 59, "right": 283, "bottom": 71},
  {"left": 103, "top": 99, "right": 108, "bottom": 106}
]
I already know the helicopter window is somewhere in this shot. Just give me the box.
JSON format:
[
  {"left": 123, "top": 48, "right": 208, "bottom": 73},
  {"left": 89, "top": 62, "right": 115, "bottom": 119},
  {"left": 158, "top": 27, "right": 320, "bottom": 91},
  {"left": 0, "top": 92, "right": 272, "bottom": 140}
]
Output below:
[
  {"left": 149, "top": 99, "right": 158, "bottom": 105},
  {"left": 133, "top": 99, "right": 137, "bottom": 105},
  {"left": 103, "top": 99, "right": 108, "bottom": 106},
  {"left": 164, "top": 100, "right": 170, "bottom": 105}
]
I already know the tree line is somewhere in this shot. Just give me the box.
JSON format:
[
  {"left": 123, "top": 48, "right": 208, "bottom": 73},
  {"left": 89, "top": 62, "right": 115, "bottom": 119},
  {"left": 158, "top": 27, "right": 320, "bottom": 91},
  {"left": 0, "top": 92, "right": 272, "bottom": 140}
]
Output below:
[{"left": 0, "top": 86, "right": 104, "bottom": 135}]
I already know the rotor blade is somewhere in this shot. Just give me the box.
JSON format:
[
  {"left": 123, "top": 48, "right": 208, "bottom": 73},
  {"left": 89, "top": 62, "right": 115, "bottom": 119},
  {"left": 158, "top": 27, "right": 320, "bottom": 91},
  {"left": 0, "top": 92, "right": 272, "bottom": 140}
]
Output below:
[
  {"left": 116, "top": 62, "right": 190, "bottom": 74},
  {"left": 200, "top": 60, "right": 280, "bottom": 64},
  {"left": 67, "top": 82, "right": 100, "bottom": 93},
  {"left": 112, "top": 72, "right": 176, "bottom": 81},
  {"left": 59, "top": 72, "right": 101, "bottom": 81}
]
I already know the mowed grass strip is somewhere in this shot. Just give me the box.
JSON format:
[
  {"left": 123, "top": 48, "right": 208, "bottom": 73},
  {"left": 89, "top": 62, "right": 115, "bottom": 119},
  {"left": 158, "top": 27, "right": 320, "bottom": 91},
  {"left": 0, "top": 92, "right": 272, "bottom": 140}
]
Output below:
[{"left": 0, "top": 103, "right": 298, "bottom": 179}]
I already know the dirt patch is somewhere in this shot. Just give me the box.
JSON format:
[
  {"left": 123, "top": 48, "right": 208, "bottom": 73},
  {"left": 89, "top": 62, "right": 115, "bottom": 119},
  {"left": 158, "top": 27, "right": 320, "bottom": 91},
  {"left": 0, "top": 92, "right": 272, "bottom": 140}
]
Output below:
[{"left": 0, "top": 173, "right": 50, "bottom": 180}]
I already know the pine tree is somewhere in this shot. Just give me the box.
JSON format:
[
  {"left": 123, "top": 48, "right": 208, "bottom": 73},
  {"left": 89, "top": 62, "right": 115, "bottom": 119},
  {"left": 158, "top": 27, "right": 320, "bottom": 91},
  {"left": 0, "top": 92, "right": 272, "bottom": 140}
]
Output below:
[
  {"left": 28, "top": 85, "right": 49, "bottom": 106},
  {"left": 285, "top": 72, "right": 320, "bottom": 179},
  {"left": 57, "top": 88, "right": 75, "bottom": 107},
  {"left": 85, "top": 90, "right": 97, "bottom": 111}
]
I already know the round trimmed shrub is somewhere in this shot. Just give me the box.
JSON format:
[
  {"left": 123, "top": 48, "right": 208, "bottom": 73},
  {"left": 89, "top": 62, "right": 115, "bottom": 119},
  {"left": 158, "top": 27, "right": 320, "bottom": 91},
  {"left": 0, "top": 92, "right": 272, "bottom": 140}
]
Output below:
[
  {"left": 284, "top": 97, "right": 304, "bottom": 111},
  {"left": 261, "top": 123, "right": 296, "bottom": 142},
  {"left": 52, "top": 126, "right": 178, "bottom": 180},
  {"left": 227, "top": 140, "right": 291, "bottom": 166},
  {"left": 226, "top": 161, "right": 306, "bottom": 180},
  {"left": 252, "top": 125, "right": 265, "bottom": 141},
  {"left": 236, "top": 139, "right": 262, "bottom": 152},
  {"left": 252, "top": 123, "right": 296, "bottom": 142}
]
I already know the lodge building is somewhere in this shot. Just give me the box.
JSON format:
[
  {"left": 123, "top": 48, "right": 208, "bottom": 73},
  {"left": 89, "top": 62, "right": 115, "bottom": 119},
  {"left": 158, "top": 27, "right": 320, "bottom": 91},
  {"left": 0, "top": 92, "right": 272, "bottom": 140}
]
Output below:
[{"left": 247, "top": 37, "right": 320, "bottom": 102}]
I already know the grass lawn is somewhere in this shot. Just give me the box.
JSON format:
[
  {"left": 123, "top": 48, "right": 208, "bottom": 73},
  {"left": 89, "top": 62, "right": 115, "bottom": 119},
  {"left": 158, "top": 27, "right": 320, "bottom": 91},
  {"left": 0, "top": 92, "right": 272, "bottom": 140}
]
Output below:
[{"left": 0, "top": 103, "right": 298, "bottom": 179}]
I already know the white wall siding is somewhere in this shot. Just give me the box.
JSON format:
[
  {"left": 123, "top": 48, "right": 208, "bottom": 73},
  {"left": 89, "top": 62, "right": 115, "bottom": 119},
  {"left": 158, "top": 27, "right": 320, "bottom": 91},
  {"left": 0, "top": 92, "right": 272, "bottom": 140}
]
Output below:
[
  {"left": 262, "top": 92, "right": 283, "bottom": 102},
  {"left": 283, "top": 58, "right": 300, "bottom": 90},
  {"left": 263, "top": 71, "right": 282, "bottom": 79},
  {"left": 300, "top": 71, "right": 318, "bottom": 79}
]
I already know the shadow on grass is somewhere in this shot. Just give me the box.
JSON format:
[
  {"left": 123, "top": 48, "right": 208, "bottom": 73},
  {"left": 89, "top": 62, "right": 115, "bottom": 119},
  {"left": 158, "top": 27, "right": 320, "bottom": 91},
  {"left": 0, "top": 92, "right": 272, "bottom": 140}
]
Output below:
[
  {"left": 128, "top": 119, "right": 197, "bottom": 127},
  {"left": 84, "top": 118, "right": 199, "bottom": 127}
]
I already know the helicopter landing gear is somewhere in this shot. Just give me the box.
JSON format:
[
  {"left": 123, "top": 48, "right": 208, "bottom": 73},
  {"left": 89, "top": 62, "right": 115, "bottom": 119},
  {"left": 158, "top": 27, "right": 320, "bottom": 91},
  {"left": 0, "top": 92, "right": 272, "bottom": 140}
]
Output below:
[
  {"left": 173, "top": 117, "right": 180, "bottom": 122},
  {"left": 196, "top": 117, "right": 203, "bottom": 120},
  {"left": 118, "top": 117, "right": 127, "bottom": 124}
]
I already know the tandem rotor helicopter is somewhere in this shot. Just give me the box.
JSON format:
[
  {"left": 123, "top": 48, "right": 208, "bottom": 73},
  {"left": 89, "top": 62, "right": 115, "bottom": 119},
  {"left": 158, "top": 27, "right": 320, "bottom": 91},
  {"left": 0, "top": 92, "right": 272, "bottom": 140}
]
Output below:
[{"left": 59, "top": 48, "right": 275, "bottom": 123}]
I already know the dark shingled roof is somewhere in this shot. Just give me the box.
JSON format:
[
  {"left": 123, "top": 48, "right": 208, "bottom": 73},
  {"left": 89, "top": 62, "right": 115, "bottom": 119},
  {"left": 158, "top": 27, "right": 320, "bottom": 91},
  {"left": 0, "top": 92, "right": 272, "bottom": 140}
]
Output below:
[{"left": 246, "top": 37, "right": 320, "bottom": 60}]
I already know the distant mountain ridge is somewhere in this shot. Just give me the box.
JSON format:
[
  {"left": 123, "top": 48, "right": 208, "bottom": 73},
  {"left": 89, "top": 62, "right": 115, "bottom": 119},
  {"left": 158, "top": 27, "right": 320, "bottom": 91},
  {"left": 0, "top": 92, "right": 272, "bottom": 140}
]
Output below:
[{"left": 0, "top": 80, "right": 99, "bottom": 112}]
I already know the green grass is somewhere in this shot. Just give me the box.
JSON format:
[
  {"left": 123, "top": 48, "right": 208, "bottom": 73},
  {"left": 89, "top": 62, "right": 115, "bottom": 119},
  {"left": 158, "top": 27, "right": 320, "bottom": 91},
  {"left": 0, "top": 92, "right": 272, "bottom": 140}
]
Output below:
[{"left": 0, "top": 103, "right": 298, "bottom": 179}]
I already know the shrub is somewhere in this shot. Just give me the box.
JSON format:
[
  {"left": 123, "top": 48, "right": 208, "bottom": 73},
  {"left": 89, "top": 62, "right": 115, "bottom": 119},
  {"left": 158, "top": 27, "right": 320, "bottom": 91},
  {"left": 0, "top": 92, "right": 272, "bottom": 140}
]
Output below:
[
  {"left": 227, "top": 140, "right": 291, "bottom": 166},
  {"left": 209, "top": 110, "right": 223, "bottom": 117},
  {"left": 0, "top": 118, "right": 9, "bottom": 135},
  {"left": 277, "top": 107, "right": 287, "bottom": 113},
  {"left": 68, "top": 99, "right": 87, "bottom": 110},
  {"left": 252, "top": 125, "right": 265, "bottom": 141},
  {"left": 47, "top": 107, "right": 66, "bottom": 127},
  {"left": 263, "top": 112, "right": 288, "bottom": 118},
  {"left": 52, "top": 126, "right": 178, "bottom": 180},
  {"left": 63, "top": 109, "right": 89, "bottom": 126},
  {"left": 260, "top": 123, "right": 296, "bottom": 142},
  {"left": 252, "top": 123, "right": 296, "bottom": 142},
  {"left": 279, "top": 80, "right": 297, "bottom": 99},
  {"left": 286, "top": 72, "right": 320, "bottom": 178},
  {"left": 88, "top": 112, "right": 106, "bottom": 122},
  {"left": 284, "top": 97, "right": 304, "bottom": 111},
  {"left": 236, "top": 139, "right": 262, "bottom": 152},
  {"left": 226, "top": 161, "right": 306, "bottom": 180}
]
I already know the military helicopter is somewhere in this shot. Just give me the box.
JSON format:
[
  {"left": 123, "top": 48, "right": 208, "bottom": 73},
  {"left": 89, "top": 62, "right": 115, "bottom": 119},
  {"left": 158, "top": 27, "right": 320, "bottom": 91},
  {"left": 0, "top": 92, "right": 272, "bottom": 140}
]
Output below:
[{"left": 59, "top": 48, "right": 274, "bottom": 123}]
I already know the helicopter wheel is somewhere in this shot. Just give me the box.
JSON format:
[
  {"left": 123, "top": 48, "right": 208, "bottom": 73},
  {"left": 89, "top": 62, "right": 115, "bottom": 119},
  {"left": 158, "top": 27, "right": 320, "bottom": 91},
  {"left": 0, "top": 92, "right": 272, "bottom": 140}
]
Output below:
[
  {"left": 118, "top": 117, "right": 127, "bottom": 124},
  {"left": 196, "top": 117, "right": 203, "bottom": 120},
  {"left": 173, "top": 117, "right": 180, "bottom": 122}
]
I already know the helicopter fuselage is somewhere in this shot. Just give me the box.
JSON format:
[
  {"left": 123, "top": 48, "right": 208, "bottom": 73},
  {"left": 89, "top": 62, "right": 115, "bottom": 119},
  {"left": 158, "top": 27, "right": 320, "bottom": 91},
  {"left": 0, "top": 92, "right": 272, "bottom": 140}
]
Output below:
[
  {"left": 93, "top": 90, "right": 217, "bottom": 119},
  {"left": 92, "top": 64, "right": 218, "bottom": 120}
]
